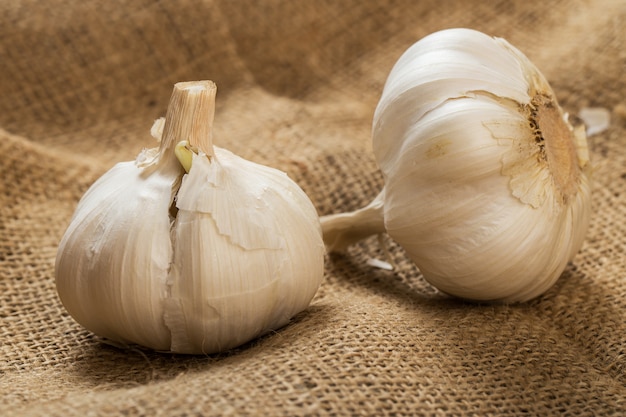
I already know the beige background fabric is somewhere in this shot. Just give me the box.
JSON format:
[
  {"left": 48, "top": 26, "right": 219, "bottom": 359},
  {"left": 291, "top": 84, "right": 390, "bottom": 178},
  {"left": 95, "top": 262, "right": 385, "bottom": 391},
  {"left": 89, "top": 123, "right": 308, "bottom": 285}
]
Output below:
[{"left": 1, "top": 0, "right": 625, "bottom": 415}]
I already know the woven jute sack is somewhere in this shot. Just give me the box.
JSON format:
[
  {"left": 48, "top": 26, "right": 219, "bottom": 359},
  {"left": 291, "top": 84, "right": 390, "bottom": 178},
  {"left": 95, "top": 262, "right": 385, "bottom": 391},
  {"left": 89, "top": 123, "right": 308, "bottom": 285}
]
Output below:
[{"left": 1, "top": 0, "right": 625, "bottom": 415}]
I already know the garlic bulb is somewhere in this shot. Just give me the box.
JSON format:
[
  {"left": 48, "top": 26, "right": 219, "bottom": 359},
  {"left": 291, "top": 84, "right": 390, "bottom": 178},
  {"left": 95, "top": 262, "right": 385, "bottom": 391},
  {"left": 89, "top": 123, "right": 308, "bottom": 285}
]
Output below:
[
  {"left": 55, "top": 81, "right": 325, "bottom": 354},
  {"left": 321, "top": 28, "right": 591, "bottom": 303}
]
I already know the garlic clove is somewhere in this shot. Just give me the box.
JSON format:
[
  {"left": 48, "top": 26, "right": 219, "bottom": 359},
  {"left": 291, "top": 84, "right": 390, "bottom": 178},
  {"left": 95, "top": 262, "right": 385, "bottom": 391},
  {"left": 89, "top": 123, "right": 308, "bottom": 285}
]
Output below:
[
  {"left": 174, "top": 140, "right": 198, "bottom": 173},
  {"left": 166, "top": 147, "right": 325, "bottom": 353},
  {"left": 55, "top": 159, "right": 179, "bottom": 350}
]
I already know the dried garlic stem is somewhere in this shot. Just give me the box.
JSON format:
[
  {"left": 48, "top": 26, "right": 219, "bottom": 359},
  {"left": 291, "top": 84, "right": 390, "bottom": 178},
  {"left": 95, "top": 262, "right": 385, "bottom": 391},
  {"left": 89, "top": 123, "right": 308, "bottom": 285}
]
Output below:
[
  {"left": 160, "top": 80, "right": 217, "bottom": 158},
  {"left": 320, "top": 191, "right": 386, "bottom": 252}
]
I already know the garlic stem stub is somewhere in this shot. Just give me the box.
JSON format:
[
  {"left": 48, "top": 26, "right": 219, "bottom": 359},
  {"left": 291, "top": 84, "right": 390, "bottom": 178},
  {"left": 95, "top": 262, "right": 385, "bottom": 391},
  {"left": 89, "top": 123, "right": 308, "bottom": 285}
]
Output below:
[
  {"left": 321, "top": 28, "right": 592, "bottom": 303},
  {"left": 55, "top": 81, "right": 325, "bottom": 354}
]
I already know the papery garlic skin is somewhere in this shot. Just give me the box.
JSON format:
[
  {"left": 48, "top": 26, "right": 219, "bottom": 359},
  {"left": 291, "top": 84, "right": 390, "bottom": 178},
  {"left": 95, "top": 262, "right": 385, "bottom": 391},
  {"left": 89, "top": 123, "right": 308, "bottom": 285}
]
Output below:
[
  {"left": 321, "top": 29, "right": 591, "bottom": 303},
  {"left": 55, "top": 81, "right": 325, "bottom": 353},
  {"left": 164, "top": 147, "right": 324, "bottom": 353},
  {"left": 55, "top": 157, "right": 178, "bottom": 349}
]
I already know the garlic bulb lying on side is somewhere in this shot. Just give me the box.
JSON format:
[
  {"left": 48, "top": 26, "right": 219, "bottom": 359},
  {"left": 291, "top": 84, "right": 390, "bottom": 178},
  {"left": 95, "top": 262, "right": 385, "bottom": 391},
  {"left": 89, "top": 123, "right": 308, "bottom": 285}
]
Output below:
[
  {"left": 55, "top": 81, "right": 325, "bottom": 354},
  {"left": 321, "top": 28, "right": 592, "bottom": 303}
]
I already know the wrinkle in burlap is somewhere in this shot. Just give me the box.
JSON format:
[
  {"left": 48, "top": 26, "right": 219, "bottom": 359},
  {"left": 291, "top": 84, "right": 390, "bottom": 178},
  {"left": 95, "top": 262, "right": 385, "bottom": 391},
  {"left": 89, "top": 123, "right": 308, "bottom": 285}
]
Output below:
[{"left": 1, "top": 1, "right": 625, "bottom": 415}]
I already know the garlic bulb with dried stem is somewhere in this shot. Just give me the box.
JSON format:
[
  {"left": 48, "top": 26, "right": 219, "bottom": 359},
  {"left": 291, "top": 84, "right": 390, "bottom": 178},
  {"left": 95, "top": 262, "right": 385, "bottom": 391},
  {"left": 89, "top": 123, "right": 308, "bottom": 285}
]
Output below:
[
  {"left": 55, "top": 81, "right": 325, "bottom": 354},
  {"left": 321, "top": 29, "right": 592, "bottom": 303}
]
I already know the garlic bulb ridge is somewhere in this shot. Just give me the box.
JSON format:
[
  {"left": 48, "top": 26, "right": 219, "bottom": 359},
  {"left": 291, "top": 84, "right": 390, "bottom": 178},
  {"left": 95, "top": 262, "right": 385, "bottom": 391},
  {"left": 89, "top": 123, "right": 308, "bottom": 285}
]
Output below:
[
  {"left": 321, "top": 28, "right": 592, "bottom": 303},
  {"left": 55, "top": 80, "right": 325, "bottom": 354}
]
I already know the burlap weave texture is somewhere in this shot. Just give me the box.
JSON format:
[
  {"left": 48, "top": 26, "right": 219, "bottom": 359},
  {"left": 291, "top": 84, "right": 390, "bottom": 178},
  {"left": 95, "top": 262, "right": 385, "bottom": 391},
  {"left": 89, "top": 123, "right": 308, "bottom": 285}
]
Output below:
[{"left": 1, "top": 0, "right": 625, "bottom": 415}]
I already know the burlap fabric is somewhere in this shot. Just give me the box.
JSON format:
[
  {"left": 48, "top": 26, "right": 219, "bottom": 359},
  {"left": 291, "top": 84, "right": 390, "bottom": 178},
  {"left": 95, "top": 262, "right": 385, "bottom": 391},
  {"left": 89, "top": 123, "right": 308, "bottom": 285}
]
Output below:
[{"left": 1, "top": 0, "right": 625, "bottom": 415}]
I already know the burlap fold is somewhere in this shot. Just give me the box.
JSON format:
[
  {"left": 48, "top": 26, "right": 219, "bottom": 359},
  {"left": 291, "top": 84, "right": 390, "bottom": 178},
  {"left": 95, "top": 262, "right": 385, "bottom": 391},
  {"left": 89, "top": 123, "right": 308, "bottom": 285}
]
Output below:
[{"left": 1, "top": 0, "right": 625, "bottom": 415}]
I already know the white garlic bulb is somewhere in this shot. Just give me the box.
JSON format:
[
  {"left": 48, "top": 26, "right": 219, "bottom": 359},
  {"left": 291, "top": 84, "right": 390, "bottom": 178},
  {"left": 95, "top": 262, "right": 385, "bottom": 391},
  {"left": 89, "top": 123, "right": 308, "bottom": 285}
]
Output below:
[
  {"left": 321, "top": 28, "right": 592, "bottom": 303},
  {"left": 55, "top": 81, "right": 325, "bottom": 354}
]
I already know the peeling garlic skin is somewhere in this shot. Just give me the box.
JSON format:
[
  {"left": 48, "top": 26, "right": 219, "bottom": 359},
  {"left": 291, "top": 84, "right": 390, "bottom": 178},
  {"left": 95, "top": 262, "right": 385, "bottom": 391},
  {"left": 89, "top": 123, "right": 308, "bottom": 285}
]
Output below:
[
  {"left": 55, "top": 81, "right": 325, "bottom": 353},
  {"left": 165, "top": 148, "right": 325, "bottom": 353},
  {"left": 375, "top": 29, "right": 591, "bottom": 302}
]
